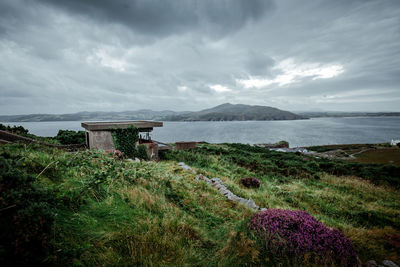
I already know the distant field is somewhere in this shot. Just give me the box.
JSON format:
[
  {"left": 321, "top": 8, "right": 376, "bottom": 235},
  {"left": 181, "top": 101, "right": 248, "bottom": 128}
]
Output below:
[
  {"left": 307, "top": 143, "right": 400, "bottom": 166},
  {"left": 306, "top": 143, "right": 391, "bottom": 153},
  {"left": 352, "top": 148, "right": 400, "bottom": 166}
]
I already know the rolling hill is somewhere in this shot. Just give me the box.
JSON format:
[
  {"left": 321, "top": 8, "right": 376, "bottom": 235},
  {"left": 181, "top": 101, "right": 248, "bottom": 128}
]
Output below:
[{"left": 163, "top": 103, "right": 307, "bottom": 121}]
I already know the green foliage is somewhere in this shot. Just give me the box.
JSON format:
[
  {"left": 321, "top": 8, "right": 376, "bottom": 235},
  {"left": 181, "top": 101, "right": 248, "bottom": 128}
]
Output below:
[
  {"left": 111, "top": 126, "right": 139, "bottom": 158},
  {"left": 137, "top": 144, "right": 149, "bottom": 160},
  {"left": 0, "top": 151, "right": 55, "bottom": 266},
  {"left": 56, "top": 129, "right": 86, "bottom": 145},
  {"left": 164, "top": 143, "right": 400, "bottom": 188},
  {"left": 0, "top": 123, "right": 29, "bottom": 135},
  {"left": 111, "top": 126, "right": 149, "bottom": 160}
]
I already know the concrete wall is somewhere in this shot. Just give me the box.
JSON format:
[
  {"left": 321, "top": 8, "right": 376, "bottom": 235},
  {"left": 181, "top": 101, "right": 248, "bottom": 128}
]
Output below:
[{"left": 87, "top": 130, "right": 115, "bottom": 150}]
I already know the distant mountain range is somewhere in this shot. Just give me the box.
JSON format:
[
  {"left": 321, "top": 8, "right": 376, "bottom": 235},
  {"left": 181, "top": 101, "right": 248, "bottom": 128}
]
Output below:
[
  {"left": 0, "top": 103, "right": 306, "bottom": 122},
  {"left": 2, "top": 104, "right": 398, "bottom": 123},
  {"left": 0, "top": 110, "right": 187, "bottom": 122}
]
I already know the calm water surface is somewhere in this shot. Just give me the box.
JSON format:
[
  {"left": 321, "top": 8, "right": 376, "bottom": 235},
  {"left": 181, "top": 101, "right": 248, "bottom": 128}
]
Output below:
[{"left": 3, "top": 117, "right": 400, "bottom": 147}]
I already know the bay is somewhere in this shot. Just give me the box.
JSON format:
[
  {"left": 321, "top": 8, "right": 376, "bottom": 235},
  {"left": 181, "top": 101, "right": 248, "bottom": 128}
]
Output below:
[{"left": 2, "top": 117, "right": 400, "bottom": 147}]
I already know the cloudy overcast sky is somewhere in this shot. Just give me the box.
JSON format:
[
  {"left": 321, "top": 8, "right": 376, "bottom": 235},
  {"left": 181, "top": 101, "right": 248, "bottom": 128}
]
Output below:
[{"left": 1, "top": 0, "right": 399, "bottom": 115}]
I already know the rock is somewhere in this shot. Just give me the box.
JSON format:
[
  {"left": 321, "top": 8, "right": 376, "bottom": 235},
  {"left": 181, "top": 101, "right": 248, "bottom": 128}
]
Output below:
[
  {"left": 179, "top": 162, "right": 263, "bottom": 211},
  {"left": 178, "top": 162, "right": 192, "bottom": 171},
  {"left": 211, "top": 178, "right": 221, "bottom": 183},
  {"left": 365, "top": 260, "right": 378, "bottom": 267},
  {"left": 382, "top": 260, "right": 398, "bottom": 267},
  {"left": 134, "top": 157, "right": 140, "bottom": 162},
  {"left": 247, "top": 198, "right": 259, "bottom": 210},
  {"left": 215, "top": 184, "right": 223, "bottom": 190}
]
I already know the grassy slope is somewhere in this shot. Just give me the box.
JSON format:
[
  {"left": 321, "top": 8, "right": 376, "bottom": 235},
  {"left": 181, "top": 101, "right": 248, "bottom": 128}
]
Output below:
[{"left": 1, "top": 143, "right": 399, "bottom": 266}]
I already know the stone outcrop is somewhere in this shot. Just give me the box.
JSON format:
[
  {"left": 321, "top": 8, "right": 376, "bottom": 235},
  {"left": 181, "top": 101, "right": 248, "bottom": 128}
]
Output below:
[{"left": 178, "top": 162, "right": 261, "bottom": 210}]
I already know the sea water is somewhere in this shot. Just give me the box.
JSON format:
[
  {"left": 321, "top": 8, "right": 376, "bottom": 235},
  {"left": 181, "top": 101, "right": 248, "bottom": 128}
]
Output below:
[{"left": 2, "top": 117, "right": 400, "bottom": 147}]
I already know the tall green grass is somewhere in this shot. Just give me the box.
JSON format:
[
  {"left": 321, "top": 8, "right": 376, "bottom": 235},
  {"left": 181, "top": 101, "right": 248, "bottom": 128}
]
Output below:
[{"left": 1, "top": 143, "right": 399, "bottom": 266}]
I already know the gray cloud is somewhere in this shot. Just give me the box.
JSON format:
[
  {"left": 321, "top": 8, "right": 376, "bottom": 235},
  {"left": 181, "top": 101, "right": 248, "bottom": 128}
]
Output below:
[
  {"left": 0, "top": 0, "right": 399, "bottom": 115},
  {"left": 37, "top": 0, "right": 274, "bottom": 37}
]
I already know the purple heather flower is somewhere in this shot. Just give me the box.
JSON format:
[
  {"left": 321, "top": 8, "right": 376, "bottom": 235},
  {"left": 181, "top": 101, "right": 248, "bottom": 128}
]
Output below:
[{"left": 249, "top": 209, "right": 359, "bottom": 266}]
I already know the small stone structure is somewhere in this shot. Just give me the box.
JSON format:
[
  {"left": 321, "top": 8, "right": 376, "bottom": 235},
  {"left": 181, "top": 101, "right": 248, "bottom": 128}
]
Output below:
[{"left": 81, "top": 121, "right": 163, "bottom": 159}]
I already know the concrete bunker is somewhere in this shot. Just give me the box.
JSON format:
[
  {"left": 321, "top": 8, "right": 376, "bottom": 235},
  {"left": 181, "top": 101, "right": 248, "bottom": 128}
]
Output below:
[{"left": 81, "top": 121, "right": 165, "bottom": 159}]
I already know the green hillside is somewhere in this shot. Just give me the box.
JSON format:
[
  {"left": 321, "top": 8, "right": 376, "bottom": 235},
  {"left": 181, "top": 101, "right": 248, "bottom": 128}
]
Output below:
[
  {"left": 1, "top": 142, "right": 399, "bottom": 266},
  {"left": 164, "top": 103, "right": 306, "bottom": 121}
]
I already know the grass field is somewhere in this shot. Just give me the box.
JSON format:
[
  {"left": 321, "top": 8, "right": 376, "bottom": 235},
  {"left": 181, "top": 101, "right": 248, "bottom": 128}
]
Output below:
[
  {"left": 1, "top": 142, "right": 399, "bottom": 266},
  {"left": 352, "top": 148, "right": 400, "bottom": 166}
]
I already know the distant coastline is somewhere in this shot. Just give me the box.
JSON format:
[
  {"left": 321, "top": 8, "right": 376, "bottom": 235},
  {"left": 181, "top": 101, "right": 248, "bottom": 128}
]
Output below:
[
  {"left": 1, "top": 103, "right": 399, "bottom": 122},
  {"left": 0, "top": 103, "right": 306, "bottom": 122}
]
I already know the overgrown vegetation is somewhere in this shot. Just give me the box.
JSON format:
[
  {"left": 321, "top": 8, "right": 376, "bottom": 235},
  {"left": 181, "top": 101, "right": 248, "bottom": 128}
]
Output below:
[
  {"left": 111, "top": 125, "right": 142, "bottom": 158},
  {"left": 0, "top": 123, "right": 61, "bottom": 144},
  {"left": 0, "top": 123, "right": 29, "bottom": 135},
  {"left": 0, "top": 142, "right": 399, "bottom": 266},
  {"left": 0, "top": 151, "right": 55, "bottom": 266}
]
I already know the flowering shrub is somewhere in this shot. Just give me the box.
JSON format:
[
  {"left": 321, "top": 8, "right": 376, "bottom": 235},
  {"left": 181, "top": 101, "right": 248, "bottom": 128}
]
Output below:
[
  {"left": 240, "top": 177, "right": 260, "bottom": 188},
  {"left": 106, "top": 149, "right": 124, "bottom": 160},
  {"left": 249, "top": 209, "right": 359, "bottom": 266}
]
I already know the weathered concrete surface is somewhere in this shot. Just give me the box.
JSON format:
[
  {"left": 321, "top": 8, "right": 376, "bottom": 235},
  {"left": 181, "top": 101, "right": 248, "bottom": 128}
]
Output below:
[{"left": 87, "top": 130, "right": 115, "bottom": 150}]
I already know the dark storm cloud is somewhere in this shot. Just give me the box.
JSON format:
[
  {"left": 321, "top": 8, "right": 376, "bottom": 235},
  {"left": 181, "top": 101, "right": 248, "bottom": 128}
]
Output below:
[
  {"left": 37, "top": 0, "right": 274, "bottom": 37},
  {"left": 0, "top": 0, "right": 400, "bottom": 114}
]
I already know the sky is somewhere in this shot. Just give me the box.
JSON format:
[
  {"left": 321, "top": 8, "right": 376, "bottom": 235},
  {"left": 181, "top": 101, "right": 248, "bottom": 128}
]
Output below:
[{"left": 0, "top": 0, "right": 400, "bottom": 115}]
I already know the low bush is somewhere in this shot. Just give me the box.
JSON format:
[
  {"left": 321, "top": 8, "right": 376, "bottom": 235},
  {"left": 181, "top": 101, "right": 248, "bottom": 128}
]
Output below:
[
  {"left": 0, "top": 123, "right": 29, "bottom": 135},
  {"left": 248, "top": 209, "right": 359, "bottom": 266},
  {"left": 56, "top": 129, "right": 86, "bottom": 145},
  {"left": 240, "top": 177, "right": 260, "bottom": 188},
  {"left": 137, "top": 144, "right": 149, "bottom": 160}
]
